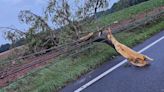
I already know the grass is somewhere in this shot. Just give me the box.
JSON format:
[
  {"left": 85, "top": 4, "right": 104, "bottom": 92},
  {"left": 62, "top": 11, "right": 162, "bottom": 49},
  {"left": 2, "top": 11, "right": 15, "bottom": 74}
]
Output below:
[
  {"left": 85, "top": 0, "right": 164, "bottom": 32},
  {"left": 0, "top": 0, "right": 164, "bottom": 92}
]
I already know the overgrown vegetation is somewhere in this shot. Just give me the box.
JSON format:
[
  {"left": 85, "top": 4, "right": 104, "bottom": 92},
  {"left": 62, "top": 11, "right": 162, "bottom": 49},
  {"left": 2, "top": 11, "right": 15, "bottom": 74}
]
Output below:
[
  {"left": 0, "top": 44, "right": 10, "bottom": 53},
  {"left": 0, "top": 0, "right": 164, "bottom": 91}
]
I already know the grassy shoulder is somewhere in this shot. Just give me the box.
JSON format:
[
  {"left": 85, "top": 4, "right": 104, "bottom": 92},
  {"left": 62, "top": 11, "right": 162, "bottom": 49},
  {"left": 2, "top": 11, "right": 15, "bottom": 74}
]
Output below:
[
  {"left": 85, "top": 0, "right": 164, "bottom": 32},
  {"left": 1, "top": 18, "right": 164, "bottom": 92}
]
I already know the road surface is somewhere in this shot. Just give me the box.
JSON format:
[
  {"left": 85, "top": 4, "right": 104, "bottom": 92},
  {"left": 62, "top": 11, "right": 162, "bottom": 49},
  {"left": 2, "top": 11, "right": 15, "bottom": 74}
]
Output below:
[{"left": 61, "top": 30, "right": 164, "bottom": 92}]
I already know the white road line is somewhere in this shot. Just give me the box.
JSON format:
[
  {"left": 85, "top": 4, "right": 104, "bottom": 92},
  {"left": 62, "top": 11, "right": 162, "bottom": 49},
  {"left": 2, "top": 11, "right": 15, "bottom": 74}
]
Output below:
[{"left": 74, "top": 36, "right": 164, "bottom": 92}]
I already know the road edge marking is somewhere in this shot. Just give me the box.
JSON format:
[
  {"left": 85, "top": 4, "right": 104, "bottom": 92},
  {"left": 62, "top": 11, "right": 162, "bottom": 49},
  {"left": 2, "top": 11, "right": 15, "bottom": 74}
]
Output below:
[{"left": 74, "top": 36, "right": 164, "bottom": 92}]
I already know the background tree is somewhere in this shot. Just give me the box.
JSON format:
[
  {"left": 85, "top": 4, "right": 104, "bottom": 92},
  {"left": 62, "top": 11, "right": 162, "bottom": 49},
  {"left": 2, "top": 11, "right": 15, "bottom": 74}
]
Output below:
[
  {"left": 110, "top": 0, "right": 149, "bottom": 12},
  {"left": 0, "top": 43, "right": 10, "bottom": 53},
  {"left": 0, "top": 27, "right": 26, "bottom": 48}
]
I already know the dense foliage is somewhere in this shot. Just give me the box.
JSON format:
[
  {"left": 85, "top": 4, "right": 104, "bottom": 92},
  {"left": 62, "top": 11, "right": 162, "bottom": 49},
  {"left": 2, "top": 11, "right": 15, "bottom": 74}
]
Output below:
[{"left": 0, "top": 44, "right": 10, "bottom": 53}]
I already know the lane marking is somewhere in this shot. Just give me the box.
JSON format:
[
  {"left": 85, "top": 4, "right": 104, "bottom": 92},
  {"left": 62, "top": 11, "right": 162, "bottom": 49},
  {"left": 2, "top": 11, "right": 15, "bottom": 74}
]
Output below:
[{"left": 74, "top": 36, "right": 164, "bottom": 92}]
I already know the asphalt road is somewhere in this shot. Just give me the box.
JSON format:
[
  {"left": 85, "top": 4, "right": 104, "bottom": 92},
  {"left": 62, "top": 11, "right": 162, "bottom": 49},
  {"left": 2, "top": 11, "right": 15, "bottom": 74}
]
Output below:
[{"left": 61, "top": 30, "right": 164, "bottom": 92}]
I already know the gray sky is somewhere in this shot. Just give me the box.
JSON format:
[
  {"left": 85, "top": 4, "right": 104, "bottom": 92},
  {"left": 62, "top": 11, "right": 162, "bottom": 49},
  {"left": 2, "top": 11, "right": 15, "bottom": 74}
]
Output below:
[{"left": 0, "top": 0, "right": 119, "bottom": 45}]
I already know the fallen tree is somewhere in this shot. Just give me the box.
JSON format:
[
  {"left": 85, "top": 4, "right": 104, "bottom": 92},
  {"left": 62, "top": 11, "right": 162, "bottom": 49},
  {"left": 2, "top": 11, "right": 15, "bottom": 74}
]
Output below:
[{"left": 78, "top": 27, "right": 153, "bottom": 67}]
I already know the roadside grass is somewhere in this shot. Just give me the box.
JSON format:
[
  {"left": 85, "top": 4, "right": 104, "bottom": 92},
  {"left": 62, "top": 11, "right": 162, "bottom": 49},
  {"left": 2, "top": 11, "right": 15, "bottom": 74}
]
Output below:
[
  {"left": 85, "top": 0, "right": 164, "bottom": 32},
  {"left": 2, "top": 18, "right": 164, "bottom": 92}
]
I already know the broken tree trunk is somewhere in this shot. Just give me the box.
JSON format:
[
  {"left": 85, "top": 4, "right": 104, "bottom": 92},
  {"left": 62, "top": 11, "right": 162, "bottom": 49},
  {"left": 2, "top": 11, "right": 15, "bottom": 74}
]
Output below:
[
  {"left": 106, "top": 28, "right": 153, "bottom": 67},
  {"left": 78, "top": 28, "right": 153, "bottom": 67}
]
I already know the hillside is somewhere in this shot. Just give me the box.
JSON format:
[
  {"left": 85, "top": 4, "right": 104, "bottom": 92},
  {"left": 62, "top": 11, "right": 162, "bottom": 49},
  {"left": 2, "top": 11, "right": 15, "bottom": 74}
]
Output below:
[{"left": 1, "top": 0, "right": 164, "bottom": 92}]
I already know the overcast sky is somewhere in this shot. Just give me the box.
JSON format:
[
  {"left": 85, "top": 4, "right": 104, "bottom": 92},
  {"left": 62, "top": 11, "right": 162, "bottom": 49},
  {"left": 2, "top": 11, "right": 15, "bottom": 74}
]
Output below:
[{"left": 0, "top": 0, "right": 119, "bottom": 45}]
